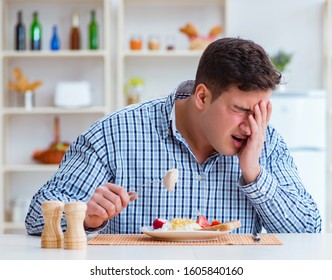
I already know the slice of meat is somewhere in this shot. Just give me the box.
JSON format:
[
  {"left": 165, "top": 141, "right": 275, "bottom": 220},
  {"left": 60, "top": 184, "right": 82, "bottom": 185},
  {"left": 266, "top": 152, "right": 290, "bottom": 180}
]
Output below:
[{"left": 196, "top": 215, "right": 211, "bottom": 228}]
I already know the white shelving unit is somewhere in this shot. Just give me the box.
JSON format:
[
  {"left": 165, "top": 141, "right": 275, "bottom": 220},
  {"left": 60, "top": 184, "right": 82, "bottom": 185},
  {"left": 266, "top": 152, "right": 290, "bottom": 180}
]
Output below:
[
  {"left": 117, "top": 0, "right": 228, "bottom": 108},
  {"left": 0, "top": 0, "right": 226, "bottom": 233},
  {"left": 0, "top": 0, "right": 111, "bottom": 233}
]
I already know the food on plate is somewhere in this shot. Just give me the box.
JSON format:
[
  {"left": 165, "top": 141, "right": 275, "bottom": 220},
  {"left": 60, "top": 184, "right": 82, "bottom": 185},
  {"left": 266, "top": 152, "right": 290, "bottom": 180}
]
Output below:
[
  {"left": 152, "top": 218, "right": 202, "bottom": 231},
  {"left": 169, "top": 218, "right": 202, "bottom": 231},
  {"left": 153, "top": 218, "right": 167, "bottom": 230},
  {"left": 197, "top": 215, "right": 211, "bottom": 228},
  {"left": 150, "top": 216, "right": 241, "bottom": 232},
  {"left": 211, "top": 220, "right": 221, "bottom": 226},
  {"left": 163, "top": 168, "right": 178, "bottom": 191},
  {"left": 200, "top": 220, "right": 241, "bottom": 231}
]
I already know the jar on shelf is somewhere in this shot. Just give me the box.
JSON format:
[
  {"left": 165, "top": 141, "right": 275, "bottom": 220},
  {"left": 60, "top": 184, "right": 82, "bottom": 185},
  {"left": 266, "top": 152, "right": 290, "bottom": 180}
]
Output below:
[
  {"left": 148, "top": 35, "right": 160, "bottom": 50},
  {"left": 125, "top": 77, "right": 144, "bottom": 105},
  {"left": 130, "top": 35, "right": 142, "bottom": 50},
  {"left": 166, "top": 35, "right": 176, "bottom": 51}
]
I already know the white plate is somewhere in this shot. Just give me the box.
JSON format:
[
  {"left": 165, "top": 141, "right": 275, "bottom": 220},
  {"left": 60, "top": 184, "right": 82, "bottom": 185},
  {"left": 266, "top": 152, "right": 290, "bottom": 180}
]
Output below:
[{"left": 141, "top": 226, "right": 231, "bottom": 241}]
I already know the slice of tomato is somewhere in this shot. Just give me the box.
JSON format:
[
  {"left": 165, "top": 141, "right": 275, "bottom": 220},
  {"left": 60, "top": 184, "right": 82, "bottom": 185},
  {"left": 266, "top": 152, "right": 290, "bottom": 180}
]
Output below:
[
  {"left": 211, "top": 220, "right": 221, "bottom": 226},
  {"left": 153, "top": 218, "right": 167, "bottom": 230},
  {"left": 196, "top": 215, "right": 211, "bottom": 228}
]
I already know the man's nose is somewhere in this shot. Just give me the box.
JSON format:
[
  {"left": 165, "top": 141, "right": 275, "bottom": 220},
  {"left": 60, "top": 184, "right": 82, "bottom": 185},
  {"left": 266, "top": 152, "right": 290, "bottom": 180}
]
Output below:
[{"left": 239, "top": 120, "right": 251, "bottom": 135}]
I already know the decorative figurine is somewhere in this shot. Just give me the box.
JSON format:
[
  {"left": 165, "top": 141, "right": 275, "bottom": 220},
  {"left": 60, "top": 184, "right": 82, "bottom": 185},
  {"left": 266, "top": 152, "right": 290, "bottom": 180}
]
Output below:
[{"left": 179, "top": 23, "right": 223, "bottom": 50}]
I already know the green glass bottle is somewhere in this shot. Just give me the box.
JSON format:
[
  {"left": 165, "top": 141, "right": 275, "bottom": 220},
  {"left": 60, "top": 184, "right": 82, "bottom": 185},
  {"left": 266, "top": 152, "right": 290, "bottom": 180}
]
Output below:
[
  {"left": 30, "top": 11, "right": 42, "bottom": 50},
  {"left": 89, "top": 10, "right": 98, "bottom": 50}
]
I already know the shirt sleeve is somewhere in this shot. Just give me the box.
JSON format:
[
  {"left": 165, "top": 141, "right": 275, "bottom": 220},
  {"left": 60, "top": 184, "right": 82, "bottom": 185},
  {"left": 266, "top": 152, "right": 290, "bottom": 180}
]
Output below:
[
  {"left": 238, "top": 130, "right": 322, "bottom": 233},
  {"left": 85, "top": 220, "right": 109, "bottom": 234},
  {"left": 25, "top": 120, "right": 113, "bottom": 235}
]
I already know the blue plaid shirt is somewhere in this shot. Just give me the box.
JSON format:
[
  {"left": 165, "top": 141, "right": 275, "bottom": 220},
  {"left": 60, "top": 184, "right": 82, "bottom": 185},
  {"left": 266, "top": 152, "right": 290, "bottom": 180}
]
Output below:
[{"left": 26, "top": 80, "right": 321, "bottom": 234}]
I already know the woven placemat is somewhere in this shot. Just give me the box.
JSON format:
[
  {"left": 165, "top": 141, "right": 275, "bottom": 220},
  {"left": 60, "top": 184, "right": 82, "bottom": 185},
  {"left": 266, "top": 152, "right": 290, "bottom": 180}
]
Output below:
[{"left": 88, "top": 234, "right": 282, "bottom": 246}]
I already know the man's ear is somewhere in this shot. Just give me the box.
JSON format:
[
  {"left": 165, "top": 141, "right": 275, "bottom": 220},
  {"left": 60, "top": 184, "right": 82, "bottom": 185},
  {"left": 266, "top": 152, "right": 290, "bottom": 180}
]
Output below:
[{"left": 194, "top": 84, "right": 210, "bottom": 110}]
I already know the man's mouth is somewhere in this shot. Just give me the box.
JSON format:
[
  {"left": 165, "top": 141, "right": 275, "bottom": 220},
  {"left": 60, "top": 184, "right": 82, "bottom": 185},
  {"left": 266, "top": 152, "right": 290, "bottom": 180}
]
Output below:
[{"left": 231, "top": 135, "right": 247, "bottom": 148}]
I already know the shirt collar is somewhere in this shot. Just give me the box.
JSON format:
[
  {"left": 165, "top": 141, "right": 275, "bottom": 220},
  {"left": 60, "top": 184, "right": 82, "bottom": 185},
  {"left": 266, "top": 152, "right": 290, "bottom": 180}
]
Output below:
[
  {"left": 155, "top": 80, "right": 220, "bottom": 164},
  {"left": 158, "top": 80, "right": 195, "bottom": 139}
]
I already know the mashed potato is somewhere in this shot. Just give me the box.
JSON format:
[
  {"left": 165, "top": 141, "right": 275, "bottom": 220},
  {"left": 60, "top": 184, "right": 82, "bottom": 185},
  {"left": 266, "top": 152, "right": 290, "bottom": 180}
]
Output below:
[{"left": 156, "top": 218, "right": 202, "bottom": 231}]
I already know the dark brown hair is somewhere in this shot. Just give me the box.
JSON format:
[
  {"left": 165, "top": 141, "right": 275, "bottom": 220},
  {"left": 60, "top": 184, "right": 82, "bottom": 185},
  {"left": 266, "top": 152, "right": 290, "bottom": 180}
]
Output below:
[{"left": 193, "top": 37, "right": 281, "bottom": 101}]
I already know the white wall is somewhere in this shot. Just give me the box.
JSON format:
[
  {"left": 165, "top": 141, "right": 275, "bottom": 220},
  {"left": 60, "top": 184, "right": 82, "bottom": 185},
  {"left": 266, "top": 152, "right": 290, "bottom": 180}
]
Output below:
[
  {"left": 110, "top": 0, "right": 326, "bottom": 89},
  {"left": 225, "top": 0, "right": 329, "bottom": 231},
  {"left": 227, "top": 0, "right": 325, "bottom": 90}
]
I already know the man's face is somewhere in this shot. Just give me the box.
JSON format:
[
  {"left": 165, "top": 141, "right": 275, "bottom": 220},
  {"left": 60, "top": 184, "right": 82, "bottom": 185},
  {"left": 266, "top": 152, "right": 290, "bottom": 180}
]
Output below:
[{"left": 200, "top": 86, "right": 271, "bottom": 156}]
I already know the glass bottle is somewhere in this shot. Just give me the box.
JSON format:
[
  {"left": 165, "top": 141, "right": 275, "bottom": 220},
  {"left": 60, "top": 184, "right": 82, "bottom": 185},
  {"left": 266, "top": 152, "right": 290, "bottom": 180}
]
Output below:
[
  {"left": 88, "top": 10, "right": 98, "bottom": 50},
  {"left": 50, "top": 25, "right": 60, "bottom": 51},
  {"left": 30, "top": 11, "right": 42, "bottom": 50},
  {"left": 70, "top": 11, "right": 81, "bottom": 50},
  {"left": 15, "top": 10, "right": 26, "bottom": 50}
]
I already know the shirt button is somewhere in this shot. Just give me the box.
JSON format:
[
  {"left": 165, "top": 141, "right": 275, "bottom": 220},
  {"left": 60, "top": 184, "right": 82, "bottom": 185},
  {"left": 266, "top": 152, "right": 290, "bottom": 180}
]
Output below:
[{"left": 197, "top": 175, "right": 202, "bottom": 181}]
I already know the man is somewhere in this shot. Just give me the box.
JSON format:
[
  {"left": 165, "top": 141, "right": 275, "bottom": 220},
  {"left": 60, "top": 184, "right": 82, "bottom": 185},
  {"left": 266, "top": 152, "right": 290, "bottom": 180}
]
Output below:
[{"left": 26, "top": 37, "right": 321, "bottom": 235}]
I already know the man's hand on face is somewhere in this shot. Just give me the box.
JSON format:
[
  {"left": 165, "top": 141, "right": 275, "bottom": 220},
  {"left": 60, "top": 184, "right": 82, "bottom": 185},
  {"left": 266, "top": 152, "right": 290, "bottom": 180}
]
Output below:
[{"left": 237, "top": 100, "right": 272, "bottom": 184}]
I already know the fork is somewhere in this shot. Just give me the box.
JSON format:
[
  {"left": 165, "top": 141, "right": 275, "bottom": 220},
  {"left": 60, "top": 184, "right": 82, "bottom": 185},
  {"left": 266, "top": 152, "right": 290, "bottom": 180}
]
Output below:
[
  {"left": 129, "top": 179, "right": 163, "bottom": 198},
  {"left": 252, "top": 227, "right": 261, "bottom": 243}
]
